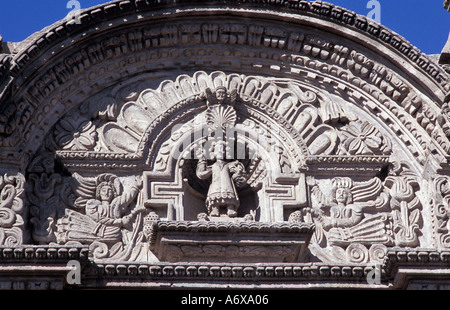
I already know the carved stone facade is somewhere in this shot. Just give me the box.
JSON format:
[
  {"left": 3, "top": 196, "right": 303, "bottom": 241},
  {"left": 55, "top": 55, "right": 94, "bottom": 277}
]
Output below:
[{"left": 0, "top": 0, "right": 450, "bottom": 290}]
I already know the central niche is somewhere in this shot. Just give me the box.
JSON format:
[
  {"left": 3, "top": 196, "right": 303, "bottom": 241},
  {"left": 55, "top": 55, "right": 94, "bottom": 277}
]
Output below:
[
  {"left": 142, "top": 72, "right": 330, "bottom": 224},
  {"left": 148, "top": 84, "right": 296, "bottom": 223},
  {"left": 179, "top": 86, "right": 263, "bottom": 221},
  {"left": 181, "top": 145, "right": 262, "bottom": 222}
]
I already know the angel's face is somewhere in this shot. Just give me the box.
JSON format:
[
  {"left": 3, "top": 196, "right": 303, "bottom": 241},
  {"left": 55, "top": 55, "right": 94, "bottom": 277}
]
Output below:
[
  {"left": 100, "top": 185, "right": 114, "bottom": 202},
  {"left": 335, "top": 187, "right": 350, "bottom": 205},
  {"left": 216, "top": 89, "right": 226, "bottom": 102}
]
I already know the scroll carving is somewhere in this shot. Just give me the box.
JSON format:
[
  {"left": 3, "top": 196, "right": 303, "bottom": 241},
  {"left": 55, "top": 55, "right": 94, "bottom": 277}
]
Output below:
[
  {"left": 0, "top": 171, "right": 25, "bottom": 246},
  {"left": 432, "top": 175, "right": 450, "bottom": 247}
]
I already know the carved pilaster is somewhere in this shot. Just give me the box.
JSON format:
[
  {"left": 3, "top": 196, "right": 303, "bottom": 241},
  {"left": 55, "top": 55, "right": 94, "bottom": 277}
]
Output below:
[{"left": 0, "top": 170, "right": 25, "bottom": 246}]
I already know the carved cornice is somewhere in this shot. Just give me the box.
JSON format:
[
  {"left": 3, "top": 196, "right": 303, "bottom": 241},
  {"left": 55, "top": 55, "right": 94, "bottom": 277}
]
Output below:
[
  {"left": 150, "top": 220, "right": 315, "bottom": 233},
  {"left": 148, "top": 220, "right": 315, "bottom": 245},
  {"left": 0, "top": 245, "right": 89, "bottom": 263},
  {"left": 385, "top": 248, "right": 450, "bottom": 273},
  {"left": 81, "top": 248, "right": 450, "bottom": 289},
  {"left": 0, "top": 0, "right": 447, "bottom": 93},
  {"left": 0, "top": 246, "right": 449, "bottom": 289},
  {"left": 384, "top": 248, "right": 450, "bottom": 289},
  {"left": 87, "top": 261, "right": 386, "bottom": 289},
  {"left": 0, "top": 245, "right": 89, "bottom": 290}
]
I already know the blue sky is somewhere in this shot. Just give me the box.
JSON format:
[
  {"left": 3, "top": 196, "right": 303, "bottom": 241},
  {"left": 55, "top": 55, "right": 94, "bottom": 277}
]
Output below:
[{"left": 0, "top": 0, "right": 449, "bottom": 55}]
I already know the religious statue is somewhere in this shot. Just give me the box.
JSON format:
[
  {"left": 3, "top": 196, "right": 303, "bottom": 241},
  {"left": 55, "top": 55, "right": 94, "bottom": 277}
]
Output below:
[{"left": 196, "top": 140, "right": 246, "bottom": 218}]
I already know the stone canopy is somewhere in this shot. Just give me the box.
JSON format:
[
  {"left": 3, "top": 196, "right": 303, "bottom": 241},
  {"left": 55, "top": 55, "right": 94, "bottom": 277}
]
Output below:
[{"left": 0, "top": 0, "right": 450, "bottom": 290}]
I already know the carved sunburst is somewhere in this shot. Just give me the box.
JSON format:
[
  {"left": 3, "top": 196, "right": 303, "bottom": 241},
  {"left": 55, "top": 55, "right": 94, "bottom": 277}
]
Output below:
[{"left": 206, "top": 105, "right": 237, "bottom": 131}]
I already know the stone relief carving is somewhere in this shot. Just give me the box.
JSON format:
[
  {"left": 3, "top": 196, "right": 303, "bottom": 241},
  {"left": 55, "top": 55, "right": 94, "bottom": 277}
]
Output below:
[
  {"left": 432, "top": 174, "right": 450, "bottom": 248},
  {"left": 302, "top": 161, "right": 422, "bottom": 264},
  {"left": 384, "top": 162, "right": 422, "bottom": 248},
  {"left": 21, "top": 69, "right": 430, "bottom": 264},
  {"left": 1, "top": 0, "right": 450, "bottom": 290},
  {"left": 55, "top": 174, "right": 147, "bottom": 260},
  {"left": 337, "top": 120, "right": 392, "bottom": 156},
  {"left": 26, "top": 153, "right": 73, "bottom": 244},
  {"left": 0, "top": 171, "right": 25, "bottom": 246},
  {"left": 195, "top": 87, "right": 259, "bottom": 219},
  {"left": 53, "top": 114, "right": 98, "bottom": 152},
  {"left": 196, "top": 140, "right": 247, "bottom": 218},
  {"left": 311, "top": 177, "right": 391, "bottom": 247}
]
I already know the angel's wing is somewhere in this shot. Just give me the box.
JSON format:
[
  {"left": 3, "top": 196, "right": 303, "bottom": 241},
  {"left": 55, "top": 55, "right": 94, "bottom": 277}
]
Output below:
[
  {"left": 229, "top": 89, "right": 238, "bottom": 107},
  {"left": 307, "top": 176, "right": 328, "bottom": 209},
  {"left": 352, "top": 177, "right": 383, "bottom": 203},
  {"left": 204, "top": 88, "right": 217, "bottom": 107},
  {"left": 70, "top": 173, "right": 97, "bottom": 209}
]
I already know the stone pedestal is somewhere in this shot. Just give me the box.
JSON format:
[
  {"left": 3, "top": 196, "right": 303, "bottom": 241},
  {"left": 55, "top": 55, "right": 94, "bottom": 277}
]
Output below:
[{"left": 148, "top": 221, "right": 315, "bottom": 263}]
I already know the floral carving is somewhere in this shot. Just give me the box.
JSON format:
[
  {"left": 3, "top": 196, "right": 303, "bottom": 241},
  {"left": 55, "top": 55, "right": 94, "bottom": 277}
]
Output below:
[
  {"left": 384, "top": 161, "right": 422, "bottom": 247},
  {"left": 26, "top": 153, "right": 75, "bottom": 244},
  {"left": 338, "top": 121, "right": 391, "bottom": 156},
  {"left": 53, "top": 114, "right": 98, "bottom": 151}
]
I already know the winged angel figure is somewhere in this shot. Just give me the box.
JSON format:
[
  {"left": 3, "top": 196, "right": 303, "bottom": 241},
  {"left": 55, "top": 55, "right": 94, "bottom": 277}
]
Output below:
[
  {"left": 308, "top": 177, "right": 393, "bottom": 247},
  {"left": 204, "top": 86, "right": 238, "bottom": 108},
  {"left": 56, "top": 173, "right": 146, "bottom": 259}
]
